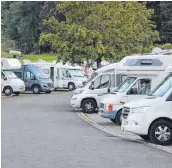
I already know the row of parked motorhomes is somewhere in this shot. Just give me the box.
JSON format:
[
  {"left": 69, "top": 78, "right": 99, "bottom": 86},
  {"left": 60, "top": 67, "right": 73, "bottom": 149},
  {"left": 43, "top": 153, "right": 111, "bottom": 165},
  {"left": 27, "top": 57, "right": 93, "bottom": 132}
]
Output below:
[
  {"left": 1, "top": 58, "right": 88, "bottom": 96},
  {"left": 70, "top": 54, "right": 172, "bottom": 145}
]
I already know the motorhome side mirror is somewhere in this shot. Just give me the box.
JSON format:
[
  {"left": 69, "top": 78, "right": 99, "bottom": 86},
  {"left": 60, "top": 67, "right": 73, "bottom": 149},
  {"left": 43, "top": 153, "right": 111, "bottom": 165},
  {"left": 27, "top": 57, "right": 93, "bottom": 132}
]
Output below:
[
  {"left": 31, "top": 76, "right": 35, "bottom": 80},
  {"left": 3, "top": 77, "right": 7, "bottom": 81},
  {"left": 89, "top": 82, "right": 95, "bottom": 90}
]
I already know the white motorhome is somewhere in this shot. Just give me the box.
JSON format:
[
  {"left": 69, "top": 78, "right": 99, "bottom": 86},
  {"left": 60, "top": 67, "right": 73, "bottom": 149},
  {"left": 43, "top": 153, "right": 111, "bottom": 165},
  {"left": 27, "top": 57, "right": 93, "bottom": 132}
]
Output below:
[
  {"left": 24, "top": 60, "right": 87, "bottom": 91},
  {"left": 70, "top": 58, "right": 143, "bottom": 113},
  {"left": 1, "top": 58, "right": 25, "bottom": 96},
  {"left": 99, "top": 55, "right": 172, "bottom": 125},
  {"left": 121, "top": 64, "right": 172, "bottom": 145}
]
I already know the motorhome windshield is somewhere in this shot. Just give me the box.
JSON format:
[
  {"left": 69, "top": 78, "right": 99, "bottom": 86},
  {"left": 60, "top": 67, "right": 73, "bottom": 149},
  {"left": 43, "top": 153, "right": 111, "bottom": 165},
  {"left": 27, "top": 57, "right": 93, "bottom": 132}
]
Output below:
[
  {"left": 29, "top": 66, "right": 48, "bottom": 79},
  {"left": 115, "top": 77, "right": 136, "bottom": 93},
  {"left": 150, "top": 75, "right": 172, "bottom": 97},
  {"left": 68, "top": 69, "right": 85, "bottom": 77},
  {"left": 4, "top": 70, "right": 18, "bottom": 79}
]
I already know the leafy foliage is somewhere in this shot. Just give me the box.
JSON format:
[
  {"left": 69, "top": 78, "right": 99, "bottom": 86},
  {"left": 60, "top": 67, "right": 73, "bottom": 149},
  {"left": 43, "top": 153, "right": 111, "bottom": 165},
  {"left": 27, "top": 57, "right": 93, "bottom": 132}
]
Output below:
[{"left": 2, "top": 1, "right": 172, "bottom": 63}]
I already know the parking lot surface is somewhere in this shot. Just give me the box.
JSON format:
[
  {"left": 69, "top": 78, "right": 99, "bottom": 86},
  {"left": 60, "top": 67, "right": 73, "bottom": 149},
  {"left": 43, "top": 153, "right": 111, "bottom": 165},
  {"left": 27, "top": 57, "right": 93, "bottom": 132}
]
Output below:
[{"left": 2, "top": 92, "right": 172, "bottom": 168}]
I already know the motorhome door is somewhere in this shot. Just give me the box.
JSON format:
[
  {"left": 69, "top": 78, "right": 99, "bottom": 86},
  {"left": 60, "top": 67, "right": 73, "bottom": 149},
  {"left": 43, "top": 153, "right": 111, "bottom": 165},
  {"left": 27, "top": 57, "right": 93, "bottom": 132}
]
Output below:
[
  {"left": 50, "top": 67, "right": 54, "bottom": 82},
  {"left": 54, "top": 67, "right": 63, "bottom": 88}
]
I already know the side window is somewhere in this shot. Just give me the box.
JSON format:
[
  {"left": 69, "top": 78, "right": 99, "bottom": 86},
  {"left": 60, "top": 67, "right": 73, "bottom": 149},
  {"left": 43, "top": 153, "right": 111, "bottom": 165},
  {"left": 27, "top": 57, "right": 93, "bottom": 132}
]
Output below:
[
  {"left": 62, "top": 69, "right": 71, "bottom": 78},
  {"left": 26, "top": 71, "right": 35, "bottom": 80},
  {"left": 166, "top": 92, "right": 172, "bottom": 101},
  {"left": 92, "top": 75, "right": 110, "bottom": 89},
  {"left": 14, "top": 72, "right": 22, "bottom": 79},
  {"left": 99, "top": 75, "right": 110, "bottom": 89},
  {"left": 66, "top": 70, "right": 71, "bottom": 78},
  {"left": 43, "top": 69, "right": 49, "bottom": 74},
  {"left": 127, "top": 79, "right": 151, "bottom": 95},
  {"left": 93, "top": 76, "right": 101, "bottom": 89},
  {"left": 1, "top": 72, "right": 5, "bottom": 79}
]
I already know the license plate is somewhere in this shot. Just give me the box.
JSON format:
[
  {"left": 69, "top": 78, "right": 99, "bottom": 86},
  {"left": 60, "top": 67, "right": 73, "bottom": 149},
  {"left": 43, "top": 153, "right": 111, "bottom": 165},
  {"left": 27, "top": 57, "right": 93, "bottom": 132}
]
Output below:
[{"left": 20, "top": 89, "right": 25, "bottom": 92}]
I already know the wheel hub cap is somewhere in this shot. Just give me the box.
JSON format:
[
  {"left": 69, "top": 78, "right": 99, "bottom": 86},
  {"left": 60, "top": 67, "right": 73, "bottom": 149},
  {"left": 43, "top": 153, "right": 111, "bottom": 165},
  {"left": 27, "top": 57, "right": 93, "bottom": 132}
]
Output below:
[
  {"left": 85, "top": 103, "right": 93, "bottom": 111},
  {"left": 155, "top": 125, "right": 171, "bottom": 141},
  {"left": 34, "top": 88, "right": 38, "bottom": 92},
  {"left": 69, "top": 85, "right": 73, "bottom": 90},
  {"left": 5, "top": 89, "right": 10, "bottom": 94}
]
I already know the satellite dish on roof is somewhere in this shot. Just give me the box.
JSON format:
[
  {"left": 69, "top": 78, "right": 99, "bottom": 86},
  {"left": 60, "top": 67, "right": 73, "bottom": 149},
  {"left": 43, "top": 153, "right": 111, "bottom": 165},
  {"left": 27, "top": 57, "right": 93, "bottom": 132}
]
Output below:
[{"left": 152, "top": 47, "right": 163, "bottom": 55}]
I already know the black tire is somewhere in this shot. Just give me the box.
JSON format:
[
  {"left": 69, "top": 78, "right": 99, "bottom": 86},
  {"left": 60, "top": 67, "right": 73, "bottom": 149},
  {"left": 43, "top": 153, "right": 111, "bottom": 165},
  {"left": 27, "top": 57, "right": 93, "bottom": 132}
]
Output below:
[
  {"left": 14, "top": 92, "right": 20, "bottom": 96},
  {"left": 110, "top": 119, "right": 116, "bottom": 123},
  {"left": 68, "top": 83, "right": 75, "bottom": 91},
  {"left": 139, "top": 135, "right": 150, "bottom": 141},
  {"left": 81, "top": 99, "right": 97, "bottom": 113},
  {"left": 3, "top": 86, "right": 13, "bottom": 96},
  {"left": 32, "top": 85, "right": 41, "bottom": 94},
  {"left": 115, "top": 109, "right": 122, "bottom": 125},
  {"left": 45, "top": 91, "right": 51, "bottom": 94},
  {"left": 149, "top": 120, "right": 172, "bottom": 145}
]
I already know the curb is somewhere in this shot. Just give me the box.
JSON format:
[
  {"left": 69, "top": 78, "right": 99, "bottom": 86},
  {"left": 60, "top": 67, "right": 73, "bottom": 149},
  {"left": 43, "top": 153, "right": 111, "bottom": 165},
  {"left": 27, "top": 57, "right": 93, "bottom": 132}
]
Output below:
[
  {"left": 1, "top": 94, "right": 22, "bottom": 99},
  {"left": 77, "top": 112, "right": 172, "bottom": 154}
]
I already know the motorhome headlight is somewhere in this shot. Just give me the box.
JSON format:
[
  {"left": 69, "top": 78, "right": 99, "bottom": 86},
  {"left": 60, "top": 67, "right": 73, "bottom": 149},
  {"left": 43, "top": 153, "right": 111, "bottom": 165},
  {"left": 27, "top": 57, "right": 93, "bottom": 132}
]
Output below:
[
  {"left": 131, "top": 106, "right": 150, "bottom": 113},
  {"left": 73, "top": 90, "right": 83, "bottom": 95}
]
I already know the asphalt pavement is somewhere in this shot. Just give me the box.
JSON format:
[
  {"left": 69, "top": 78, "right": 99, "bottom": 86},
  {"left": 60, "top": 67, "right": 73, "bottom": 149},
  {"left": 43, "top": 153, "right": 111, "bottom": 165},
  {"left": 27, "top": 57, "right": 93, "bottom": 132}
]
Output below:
[{"left": 2, "top": 92, "right": 172, "bottom": 168}]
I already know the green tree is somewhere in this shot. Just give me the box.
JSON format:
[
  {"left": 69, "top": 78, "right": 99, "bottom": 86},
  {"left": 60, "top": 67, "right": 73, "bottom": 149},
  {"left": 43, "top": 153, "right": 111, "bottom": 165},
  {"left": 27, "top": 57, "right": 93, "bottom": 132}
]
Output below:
[
  {"left": 40, "top": 2, "right": 159, "bottom": 64},
  {"left": 2, "top": 1, "right": 44, "bottom": 54},
  {"left": 160, "top": 2, "right": 172, "bottom": 43}
]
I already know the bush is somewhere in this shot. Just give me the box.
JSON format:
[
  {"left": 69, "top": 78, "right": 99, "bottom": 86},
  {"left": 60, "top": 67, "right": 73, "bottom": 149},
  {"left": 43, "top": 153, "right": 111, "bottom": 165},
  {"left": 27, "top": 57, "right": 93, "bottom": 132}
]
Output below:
[{"left": 160, "top": 43, "right": 172, "bottom": 50}]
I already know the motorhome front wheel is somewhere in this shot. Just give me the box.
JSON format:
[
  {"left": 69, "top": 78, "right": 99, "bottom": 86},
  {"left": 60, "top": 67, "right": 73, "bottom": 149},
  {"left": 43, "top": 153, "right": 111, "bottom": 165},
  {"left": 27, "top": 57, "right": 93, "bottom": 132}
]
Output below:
[
  {"left": 81, "top": 99, "right": 97, "bottom": 113},
  {"left": 32, "top": 85, "right": 41, "bottom": 94},
  {"left": 3, "top": 86, "right": 13, "bottom": 96},
  {"left": 68, "top": 83, "right": 75, "bottom": 91},
  {"left": 149, "top": 120, "right": 172, "bottom": 145}
]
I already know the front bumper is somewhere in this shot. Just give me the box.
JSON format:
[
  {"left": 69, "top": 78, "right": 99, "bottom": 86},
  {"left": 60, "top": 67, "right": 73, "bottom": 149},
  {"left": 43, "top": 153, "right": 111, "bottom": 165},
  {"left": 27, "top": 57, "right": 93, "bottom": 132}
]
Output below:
[
  {"left": 12, "top": 86, "right": 25, "bottom": 92},
  {"left": 41, "top": 84, "right": 54, "bottom": 91},
  {"left": 99, "top": 109, "right": 117, "bottom": 119},
  {"left": 99, "top": 104, "right": 123, "bottom": 119},
  {"left": 121, "top": 113, "right": 148, "bottom": 135},
  {"left": 70, "top": 95, "right": 82, "bottom": 108}
]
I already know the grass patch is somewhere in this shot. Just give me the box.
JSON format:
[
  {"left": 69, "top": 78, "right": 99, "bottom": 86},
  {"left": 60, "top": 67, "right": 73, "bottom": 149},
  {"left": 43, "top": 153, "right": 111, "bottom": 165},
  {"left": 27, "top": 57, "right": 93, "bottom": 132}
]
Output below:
[
  {"left": 1, "top": 53, "right": 58, "bottom": 64},
  {"left": 22, "top": 54, "right": 58, "bottom": 63}
]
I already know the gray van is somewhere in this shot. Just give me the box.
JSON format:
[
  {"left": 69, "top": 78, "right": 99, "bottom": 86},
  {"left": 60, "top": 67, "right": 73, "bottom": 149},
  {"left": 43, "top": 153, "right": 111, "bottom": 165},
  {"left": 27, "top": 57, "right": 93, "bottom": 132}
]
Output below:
[{"left": 12, "top": 65, "right": 54, "bottom": 94}]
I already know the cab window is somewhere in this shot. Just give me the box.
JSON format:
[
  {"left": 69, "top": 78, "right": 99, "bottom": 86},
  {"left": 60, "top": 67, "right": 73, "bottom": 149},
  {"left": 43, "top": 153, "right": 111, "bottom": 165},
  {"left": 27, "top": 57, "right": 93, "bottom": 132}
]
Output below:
[
  {"left": 166, "top": 92, "right": 172, "bottom": 101},
  {"left": 62, "top": 69, "right": 71, "bottom": 78},
  {"left": 127, "top": 78, "right": 151, "bottom": 95},
  {"left": 93, "top": 75, "right": 110, "bottom": 89},
  {"left": 1, "top": 72, "right": 5, "bottom": 79},
  {"left": 26, "top": 71, "right": 35, "bottom": 80},
  {"left": 99, "top": 75, "right": 110, "bottom": 89}
]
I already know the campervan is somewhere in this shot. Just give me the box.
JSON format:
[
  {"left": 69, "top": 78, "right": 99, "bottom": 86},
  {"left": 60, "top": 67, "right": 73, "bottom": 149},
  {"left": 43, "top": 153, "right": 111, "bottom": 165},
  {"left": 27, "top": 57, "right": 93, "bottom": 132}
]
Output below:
[
  {"left": 27, "top": 61, "right": 88, "bottom": 91},
  {"left": 1, "top": 58, "right": 25, "bottom": 96},
  {"left": 12, "top": 64, "right": 54, "bottom": 94},
  {"left": 99, "top": 55, "right": 172, "bottom": 125},
  {"left": 70, "top": 60, "right": 133, "bottom": 113},
  {"left": 121, "top": 64, "right": 172, "bottom": 145}
]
